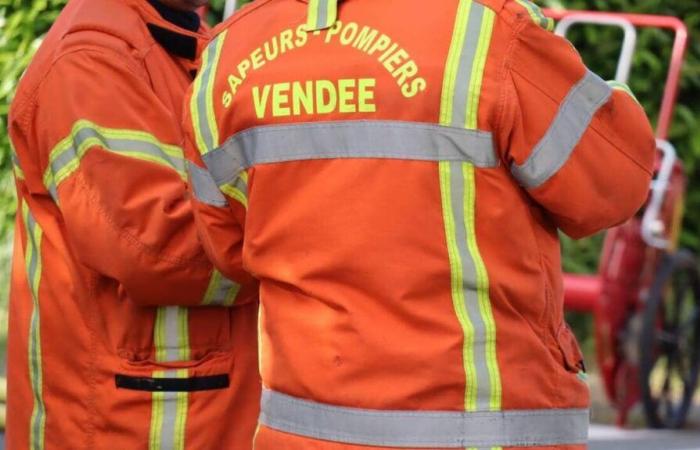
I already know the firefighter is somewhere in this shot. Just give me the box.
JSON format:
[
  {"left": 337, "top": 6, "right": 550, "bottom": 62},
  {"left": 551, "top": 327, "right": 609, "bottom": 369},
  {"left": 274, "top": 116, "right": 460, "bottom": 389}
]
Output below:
[
  {"left": 7, "top": 0, "right": 260, "bottom": 449},
  {"left": 184, "top": 0, "right": 655, "bottom": 448}
]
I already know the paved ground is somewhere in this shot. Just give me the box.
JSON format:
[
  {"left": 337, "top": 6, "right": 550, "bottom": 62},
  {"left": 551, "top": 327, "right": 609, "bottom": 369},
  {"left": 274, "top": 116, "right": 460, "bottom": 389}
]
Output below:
[
  {"left": 589, "top": 424, "right": 700, "bottom": 449},
  {"left": 0, "top": 426, "right": 697, "bottom": 449}
]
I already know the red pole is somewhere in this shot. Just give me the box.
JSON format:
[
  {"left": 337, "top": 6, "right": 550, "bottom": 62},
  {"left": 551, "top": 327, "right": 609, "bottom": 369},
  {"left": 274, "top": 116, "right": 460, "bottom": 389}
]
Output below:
[{"left": 543, "top": 10, "right": 688, "bottom": 140}]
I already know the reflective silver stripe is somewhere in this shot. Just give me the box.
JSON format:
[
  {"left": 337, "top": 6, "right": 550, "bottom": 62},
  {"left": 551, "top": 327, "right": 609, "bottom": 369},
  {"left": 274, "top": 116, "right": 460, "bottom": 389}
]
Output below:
[
  {"left": 187, "top": 162, "right": 227, "bottom": 207},
  {"left": 307, "top": 0, "right": 337, "bottom": 31},
  {"left": 160, "top": 370, "right": 178, "bottom": 450},
  {"left": 44, "top": 121, "right": 186, "bottom": 201},
  {"left": 23, "top": 204, "right": 46, "bottom": 450},
  {"left": 512, "top": 70, "right": 612, "bottom": 188},
  {"left": 260, "top": 389, "right": 589, "bottom": 448},
  {"left": 451, "top": 1, "right": 485, "bottom": 128},
  {"left": 194, "top": 33, "right": 225, "bottom": 154},
  {"left": 163, "top": 307, "right": 180, "bottom": 362},
  {"left": 50, "top": 127, "right": 185, "bottom": 177},
  {"left": 447, "top": 161, "right": 492, "bottom": 410},
  {"left": 231, "top": 175, "right": 248, "bottom": 198},
  {"left": 203, "top": 270, "right": 241, "bottom": 306},
  {"left": 210, "top": 276, "right": 240, "bottom": 306},
  {"left": 316, "top": 0, "right": 329, "bottom": 30},
  {"left": 11, "top": 151, "right": 22, "bottom": 171},
  {"left": 202, "top": 120, "right": 498, "bottom": 186}
]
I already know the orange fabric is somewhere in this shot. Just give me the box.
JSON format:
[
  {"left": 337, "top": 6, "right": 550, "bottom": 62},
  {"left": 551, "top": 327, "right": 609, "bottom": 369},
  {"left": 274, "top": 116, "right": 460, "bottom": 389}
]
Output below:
[
  {"left": 183, "top": 0, "right": 655, "bottom": 449},
  {"left": 7, "top": 0, "right": 260, "bottom": 449}
]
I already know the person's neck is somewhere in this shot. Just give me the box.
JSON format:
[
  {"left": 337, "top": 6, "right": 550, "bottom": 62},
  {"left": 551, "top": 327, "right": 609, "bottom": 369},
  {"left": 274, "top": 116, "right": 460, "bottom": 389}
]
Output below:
[{"left": 147, "top": 0, "right": 200, "bottom": 32}]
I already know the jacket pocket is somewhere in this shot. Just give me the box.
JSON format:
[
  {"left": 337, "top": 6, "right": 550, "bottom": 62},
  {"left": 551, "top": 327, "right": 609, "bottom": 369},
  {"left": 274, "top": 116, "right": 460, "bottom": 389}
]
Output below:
[
  {"left": 117, "top": 350, "right": 234, "bottom": 391},
  {"left": 556, "top": 321, "right": 586, "bottom": 374}
]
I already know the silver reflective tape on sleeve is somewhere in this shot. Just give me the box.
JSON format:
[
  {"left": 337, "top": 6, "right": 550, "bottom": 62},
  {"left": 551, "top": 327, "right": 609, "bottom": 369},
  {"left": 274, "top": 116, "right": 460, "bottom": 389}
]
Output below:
[
  {"left": 187, "top": 161, "right": 227, "bottom": 207},
  {"left": 202, "top": 120, "right": 498, "bottom": 186},
  {"left": 260, "top": 389, "right": 589, "bottom": 448},
  {"left": 511, "top": 70, "right": 612, "bottom": 189}
]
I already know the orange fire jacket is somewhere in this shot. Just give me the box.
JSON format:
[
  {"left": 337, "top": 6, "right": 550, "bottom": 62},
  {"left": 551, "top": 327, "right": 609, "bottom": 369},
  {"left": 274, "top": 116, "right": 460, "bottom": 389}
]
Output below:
[
  {"left": 7, "top": 1, "right": 260, "bottom": 449},
  {"left": 184, "top": 0, "right": 655, "bottom": 449}
]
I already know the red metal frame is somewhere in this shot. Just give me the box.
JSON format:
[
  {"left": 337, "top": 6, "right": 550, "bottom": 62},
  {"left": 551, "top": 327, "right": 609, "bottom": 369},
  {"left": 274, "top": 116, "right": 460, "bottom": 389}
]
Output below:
[
  {"left": 545, "top": 9, "right": 688, "bottom": 141},
  {"left": 545, "top": 10, "right": 689, "bottom": 426}
]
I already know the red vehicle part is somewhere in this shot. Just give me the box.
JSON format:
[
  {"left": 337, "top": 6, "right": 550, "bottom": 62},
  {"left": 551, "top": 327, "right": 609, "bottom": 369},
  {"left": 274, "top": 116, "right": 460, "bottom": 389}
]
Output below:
[{"left": 544, "top": 9, "right": 689, "bottom": 426}]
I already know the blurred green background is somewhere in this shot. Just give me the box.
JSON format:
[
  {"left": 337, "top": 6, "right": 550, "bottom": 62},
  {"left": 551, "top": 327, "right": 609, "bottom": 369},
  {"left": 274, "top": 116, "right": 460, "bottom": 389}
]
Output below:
[{"left": 0, "top": 0, "right": 698, "bottom": 388}]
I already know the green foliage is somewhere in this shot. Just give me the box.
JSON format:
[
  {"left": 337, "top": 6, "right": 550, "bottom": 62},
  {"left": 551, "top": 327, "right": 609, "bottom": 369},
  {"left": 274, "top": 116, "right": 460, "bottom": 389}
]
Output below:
[
  {"left": 0, "top": 0, "right": 68, "bottom": 363},
  {"left": 542, "top": 0, "right": 700, "bottom": 268}
]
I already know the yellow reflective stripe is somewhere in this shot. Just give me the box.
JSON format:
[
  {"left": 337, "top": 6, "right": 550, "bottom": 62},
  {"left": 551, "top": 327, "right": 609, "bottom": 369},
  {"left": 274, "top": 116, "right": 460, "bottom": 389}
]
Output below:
[
  {"left": 149, "top": 375, "right": 165, "bottom": 450},
  {"left": 206, "top": 35, "right": 226, "bottom": 150},
  {"left": 305, "top": 0, "right": 337, "bottom": 31},
  {"left": 14, "top": 165, "right": 25, "bottom": 180},
  {"left": 224, "top": 284, "right": 241, "bottom": 306},
  {"left": 440, "top": 0, "right": 502, "bottom": 420},
  {"left": 173, "top": 370, "right": 189, "bottom": 450},
  {"left": 11, "top": 143, "right": 25, "bottom": 180},
  {"left": 177, "top": 307, "right": 190, "bottom": 361},
  {"left": 191, "top": 32, "right": 227, "bottom": 156},
  {"left": 203, "top": 270, "right": 242, "bottom": 306},
  {"left": 466, "top": 8, "right": 495, "bottom": 129},
  {"left": 439, "top": 0, "right": 471, "bottom": 127},
  {"left": 22, "top": 203, "right": 46, "bottom": 450},
  {"left": 608, "top": 80, "right": 641, "bottom": 105},
  {"left": 219, "top": 171, "right": 249, "bottom": 209},
  {"left": 220, "top": 184, "right": 248, "bottom": 208},
  {"left": 202, "top": 270, "right": 223, "bottom": 305},
  {"left": 515, "top": 0, "right": 554, "bottom": 32},
  {"left": 43, "top": 120, "right": 186, "bottom": 197},
  {"left": 439, "top": 162, "right": 478, "bottom": 411},
  {"left": 190, "top": 44, "right": 209, "bottom": 155},
  {"left": 150, "top": 308, "right": 190, "bottom": 450},
  {"left": 463, "top": 162, "right": 501, "bottom": 411}
]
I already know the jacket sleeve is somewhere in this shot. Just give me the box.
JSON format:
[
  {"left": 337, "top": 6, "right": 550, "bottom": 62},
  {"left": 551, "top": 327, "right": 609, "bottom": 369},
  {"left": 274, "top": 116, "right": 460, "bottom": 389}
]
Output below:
[
  {"left": 32, "top": 47, "right": 253, "bottom": 306},
  {"left": 181, "top": 58, "right": 250, "bottom": 285},
  {"left": 497, "top": 16, "right": 656, "bottom": 239}
]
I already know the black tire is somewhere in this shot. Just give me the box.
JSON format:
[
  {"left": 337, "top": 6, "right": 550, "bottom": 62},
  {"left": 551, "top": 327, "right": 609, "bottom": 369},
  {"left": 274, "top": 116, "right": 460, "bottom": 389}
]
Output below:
[{"left": 640, "top": 249, "right": 700, "bottom": 429}]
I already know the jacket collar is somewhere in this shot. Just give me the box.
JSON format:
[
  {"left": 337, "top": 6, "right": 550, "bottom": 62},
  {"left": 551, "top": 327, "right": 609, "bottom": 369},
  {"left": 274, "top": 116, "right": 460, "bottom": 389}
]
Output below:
[{"left": 127, "top": 0, "right": 210, "bottom": 61}]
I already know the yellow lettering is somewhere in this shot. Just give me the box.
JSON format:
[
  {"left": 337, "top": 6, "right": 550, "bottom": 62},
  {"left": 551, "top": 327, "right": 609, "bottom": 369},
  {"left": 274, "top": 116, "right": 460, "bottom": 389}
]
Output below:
[
  {"left": 401, "top": 77, "right": 427, "bottom": 98},
  {"left": 253, "top": 79, "right": 376, "bottom": 117},
  {"left": 280, "top": 29, "right": 294, "bottom": 54},
  {"left": 353, "top": 26, "right": 378, "bottom": 52},
  {"left": 338, "top": 79, "right": 357, "bottom": 113},
  {"left": 325, "top": 20, "right": 343, "bottom": 44},
  {"left": 339, "top": 22, "right": 359, "bottom": 46},
  {"left": 272, "top": 82, "right": 291, "bottom": 117},
  {"left": 292, "top": 81, "right": 314, "bottom": 115},
  {"left": 316, "top": 80, "right": 338, "bottom": 114},
  {"left": 295, "top": 24, "right": 309, "bottom": 47},
  {"left": 251, "top": 47, "right": 265, "bottom": 70},
  {"left": 228, "top": 75, "right": 242, "bottom": 95},
  {"left": 237, "top": 59, "right": 252, "bottom": 81},
  {"left": 378, "top": 43, "right": 398, "bottom": 63},
  {"left": 264, "top": 38, "right": 279, "bottom": 60},
  {"left": 358, "top": 78, "right": 376, "bottom": 113},
  {"left": 367, "top": 34, "right": 391, "bottom": 56},
  {"left": 222, "top": 91, "right": 233, "bottom": 108},
  {"left": 383, "top": 48, "right": 408, "bottom": 73},
  {"left": 252, "top": 85, "right": 271, "bottom": 119},
  {"left": 393, "top": 60, "right": 418, "bottom": 86}
]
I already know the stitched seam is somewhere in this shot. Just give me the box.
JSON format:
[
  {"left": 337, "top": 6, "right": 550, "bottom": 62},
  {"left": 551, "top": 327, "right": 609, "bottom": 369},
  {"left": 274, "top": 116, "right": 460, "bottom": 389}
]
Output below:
[{"left": 73, "top": 170, "right": 209, "bottom": 267}]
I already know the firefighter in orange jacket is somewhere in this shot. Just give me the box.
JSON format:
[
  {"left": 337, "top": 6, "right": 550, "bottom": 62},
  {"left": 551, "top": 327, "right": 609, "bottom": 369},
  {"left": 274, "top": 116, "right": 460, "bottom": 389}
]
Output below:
[
  {"left": 7, "top": 1, "right": 260, "bottom": 449},
  {"left": 184, "top": 0, "right": 655, "bottom": 448}
]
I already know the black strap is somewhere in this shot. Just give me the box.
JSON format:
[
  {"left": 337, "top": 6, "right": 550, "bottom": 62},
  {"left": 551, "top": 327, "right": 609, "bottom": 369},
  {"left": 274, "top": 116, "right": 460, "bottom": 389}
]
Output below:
[{"left": 115, "top": 374, "right": 229, "bottom": 392}]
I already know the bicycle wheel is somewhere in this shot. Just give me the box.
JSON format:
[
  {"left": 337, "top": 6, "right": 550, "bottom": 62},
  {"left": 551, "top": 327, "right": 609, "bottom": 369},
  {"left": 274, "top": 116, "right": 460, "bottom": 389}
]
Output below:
[{"left": 639, "top": 250, "right": 700, "bottom": 429}]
